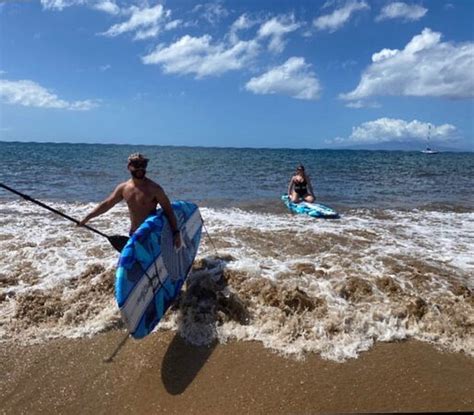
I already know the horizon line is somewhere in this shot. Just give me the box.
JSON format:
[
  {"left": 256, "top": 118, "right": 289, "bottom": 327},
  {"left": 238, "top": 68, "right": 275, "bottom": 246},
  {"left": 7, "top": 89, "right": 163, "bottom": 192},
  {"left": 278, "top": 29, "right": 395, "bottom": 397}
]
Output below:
[{"left": 0, "top": 139, "right": 472, "bottom": 153}]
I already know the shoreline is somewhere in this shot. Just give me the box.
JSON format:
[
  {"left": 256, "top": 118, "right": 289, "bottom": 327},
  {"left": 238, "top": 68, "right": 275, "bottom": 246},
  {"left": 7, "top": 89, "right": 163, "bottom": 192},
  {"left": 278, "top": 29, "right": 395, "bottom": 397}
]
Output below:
[{"left": 1, "top": 331, "right": 473, "bottom": 414}]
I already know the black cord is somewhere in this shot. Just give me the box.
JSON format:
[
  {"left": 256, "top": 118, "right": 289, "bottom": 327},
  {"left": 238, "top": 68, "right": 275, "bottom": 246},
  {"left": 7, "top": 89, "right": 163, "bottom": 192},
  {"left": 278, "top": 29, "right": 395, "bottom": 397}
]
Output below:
[{"left": 202, "top": 220, "right": 219, "bottom": 256}]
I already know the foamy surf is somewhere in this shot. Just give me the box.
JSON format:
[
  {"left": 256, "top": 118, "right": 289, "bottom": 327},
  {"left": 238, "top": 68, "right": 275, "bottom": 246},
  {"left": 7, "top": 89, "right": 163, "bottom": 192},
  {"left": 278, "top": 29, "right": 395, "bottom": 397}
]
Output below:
[{"left": 0, "top": 201, "right": 472, "bottom": 361}]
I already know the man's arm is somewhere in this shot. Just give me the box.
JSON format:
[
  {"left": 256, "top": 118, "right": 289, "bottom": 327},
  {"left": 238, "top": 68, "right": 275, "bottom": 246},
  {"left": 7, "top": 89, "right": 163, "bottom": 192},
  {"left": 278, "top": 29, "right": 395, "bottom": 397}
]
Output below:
[
  {"left": 154, "top": 185, "right": 181, "bottom": 248},
  {"left": 79, "top": 183, "right": 124, "bottom": 226}
]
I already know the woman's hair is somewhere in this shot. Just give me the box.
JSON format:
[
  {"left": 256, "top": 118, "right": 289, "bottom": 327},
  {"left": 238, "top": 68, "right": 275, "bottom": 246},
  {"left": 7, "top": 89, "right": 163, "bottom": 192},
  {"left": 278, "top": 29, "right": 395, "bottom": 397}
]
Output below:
[{"left": 296, "top": 164, "right": 305, "bottom": 172}]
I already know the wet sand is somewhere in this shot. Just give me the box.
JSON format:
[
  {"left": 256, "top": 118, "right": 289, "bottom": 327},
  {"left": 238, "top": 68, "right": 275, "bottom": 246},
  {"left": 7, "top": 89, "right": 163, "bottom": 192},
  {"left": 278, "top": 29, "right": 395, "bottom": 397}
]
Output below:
[{"left": 1, "top": 331, "right": 473, "bottom": 414}]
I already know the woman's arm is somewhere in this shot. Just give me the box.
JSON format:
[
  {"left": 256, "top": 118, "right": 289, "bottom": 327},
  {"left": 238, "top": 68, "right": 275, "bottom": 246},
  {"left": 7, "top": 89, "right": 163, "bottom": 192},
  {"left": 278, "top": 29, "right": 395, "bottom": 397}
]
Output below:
[
  {"left": 287, "top": 176, "right": 294, "bottom": 195},
  {"left": 306, "top": 175, "right": 315, "bottom": 196}
]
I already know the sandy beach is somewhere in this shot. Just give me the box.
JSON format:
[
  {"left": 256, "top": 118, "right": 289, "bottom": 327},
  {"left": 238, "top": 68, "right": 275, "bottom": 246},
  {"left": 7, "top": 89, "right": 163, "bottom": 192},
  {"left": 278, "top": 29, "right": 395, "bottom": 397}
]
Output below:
[{"left": 1, "top": 331, "right": 473, "bottom": 414}]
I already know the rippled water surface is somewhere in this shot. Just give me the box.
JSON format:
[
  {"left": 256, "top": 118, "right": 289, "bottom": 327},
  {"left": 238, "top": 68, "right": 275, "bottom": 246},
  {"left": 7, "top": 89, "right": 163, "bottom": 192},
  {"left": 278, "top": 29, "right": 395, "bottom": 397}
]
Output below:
[{"left": 1, "top": 141, "right": 473, "bottom": 209}]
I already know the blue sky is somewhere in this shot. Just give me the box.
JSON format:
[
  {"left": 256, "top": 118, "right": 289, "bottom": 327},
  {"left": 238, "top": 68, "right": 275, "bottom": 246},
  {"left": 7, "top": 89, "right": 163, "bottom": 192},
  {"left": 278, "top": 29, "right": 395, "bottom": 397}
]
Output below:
[{"left": 0, "top": 0, "right": 473, "bottom": 150}]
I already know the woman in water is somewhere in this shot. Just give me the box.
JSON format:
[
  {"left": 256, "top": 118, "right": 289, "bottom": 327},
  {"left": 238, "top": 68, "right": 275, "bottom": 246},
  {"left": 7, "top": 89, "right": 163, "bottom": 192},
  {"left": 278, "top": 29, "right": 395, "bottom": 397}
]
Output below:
[{"left": 288, "top": 164, "right": 315, "bottom": 203}]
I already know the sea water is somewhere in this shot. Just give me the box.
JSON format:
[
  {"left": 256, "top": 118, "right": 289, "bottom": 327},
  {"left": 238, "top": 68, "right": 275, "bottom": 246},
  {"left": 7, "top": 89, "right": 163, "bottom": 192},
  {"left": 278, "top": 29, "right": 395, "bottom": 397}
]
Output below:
[{"left": 0, "top": 141, "right": 473, "bottom": 361}]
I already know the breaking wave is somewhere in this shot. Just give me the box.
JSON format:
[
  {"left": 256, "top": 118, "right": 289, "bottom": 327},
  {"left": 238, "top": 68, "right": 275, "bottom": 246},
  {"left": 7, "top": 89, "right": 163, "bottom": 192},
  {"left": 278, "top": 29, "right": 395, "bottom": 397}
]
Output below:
[{"left": 1, "top": 201, "right": 472, "bottom": 361}]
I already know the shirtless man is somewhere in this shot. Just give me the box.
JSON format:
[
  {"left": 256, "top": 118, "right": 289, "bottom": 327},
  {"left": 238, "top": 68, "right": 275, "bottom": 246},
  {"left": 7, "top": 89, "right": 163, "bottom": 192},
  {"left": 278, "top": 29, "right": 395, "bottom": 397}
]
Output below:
[{"left": 79, "top": 153, "right": 181, "bottom": 248}]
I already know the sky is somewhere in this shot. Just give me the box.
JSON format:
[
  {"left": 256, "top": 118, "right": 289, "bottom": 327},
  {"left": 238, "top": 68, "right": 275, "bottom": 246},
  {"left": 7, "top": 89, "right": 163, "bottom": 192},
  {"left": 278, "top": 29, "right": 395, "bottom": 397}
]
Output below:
[{"left": 0, "top": 0, "right": 473, "bottom": 150}]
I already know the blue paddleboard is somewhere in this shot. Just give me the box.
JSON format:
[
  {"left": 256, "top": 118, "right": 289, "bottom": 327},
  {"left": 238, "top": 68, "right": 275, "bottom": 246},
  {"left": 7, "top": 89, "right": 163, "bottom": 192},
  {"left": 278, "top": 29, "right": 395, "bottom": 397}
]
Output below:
[
  {"left": 115, "top": 201, "right": 203, "bottom": 339},
  {"left": 282, "top": 195, "right": 339, "bottom": 219}
]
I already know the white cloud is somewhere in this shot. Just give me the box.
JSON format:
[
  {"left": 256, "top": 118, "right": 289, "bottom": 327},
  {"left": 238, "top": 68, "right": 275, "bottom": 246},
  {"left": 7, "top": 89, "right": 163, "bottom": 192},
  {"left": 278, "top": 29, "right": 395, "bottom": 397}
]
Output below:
[
  {"left": 245, "top": 57, "right": 321, "bottom": 100},
  {"left": 314, "top": 0, "right": 370, "bottom": 33},
  {"left": 345, "top": 100, "right": 380, "bottom": 108},
  {"left": 142, "top": 35, "right": 260, "bottom": 79},
  {"left": 376, "top": 2, "right": 427, "bottom": 22},
  {"left": 192, "top": 2, "right": 229, "bottom": 25},
  {"left": 341, "top": 28, "right": 474, "bottom": 101},
  {"left": 141, "top": 12, "right": 303, "bottom": 79},
  {"left": 257, "top": 14, "right": 301, "bottom": 53},
  {"left": 0, "top": 79, "right": 99, "bottom": 111},
  {"left": 101, "top": 4, "right": 171, "bottom": 40},
  {"left": 229, "top": 14, "right": 259, "bottom": 44},
  {"left": 322, "top": 0, "right": 337, "bottom": 10},
  {"left": 332, "top": 118, "right": 457, "bottom": 144},
  {"left": 93, "top": 0, "right": 119, "bottom": 15},
  {"left": 231, "top": 14, "right": 256, "bottom": 32},
  {"left": 41, "top": 0, "right": 82, "bottom": 10},
  {"left": 371, "top": 48, "right": 399, "bottom": 62},
  {"left": 41, "top": 0, "right": 119, "bottom": 14},
  {"left": 165, "top": 19, "right": 182, "bottom": 31}
]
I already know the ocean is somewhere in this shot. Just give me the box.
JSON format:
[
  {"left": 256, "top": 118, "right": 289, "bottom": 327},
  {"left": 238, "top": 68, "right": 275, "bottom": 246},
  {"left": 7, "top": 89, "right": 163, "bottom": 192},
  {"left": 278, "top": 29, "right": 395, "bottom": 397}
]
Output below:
[{"left": 0, "top": 141, "right": 473, "bottom": 361}]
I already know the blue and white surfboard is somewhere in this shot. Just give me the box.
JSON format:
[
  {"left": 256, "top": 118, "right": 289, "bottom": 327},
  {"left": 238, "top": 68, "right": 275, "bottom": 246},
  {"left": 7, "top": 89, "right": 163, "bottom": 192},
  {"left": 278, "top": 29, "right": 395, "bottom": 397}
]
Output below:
[
  {"left": 115, "top": 201, "right": 202, "bottom": 339},
  {"left": 282, "top": 195, "right": 339, "bottom": 219}
]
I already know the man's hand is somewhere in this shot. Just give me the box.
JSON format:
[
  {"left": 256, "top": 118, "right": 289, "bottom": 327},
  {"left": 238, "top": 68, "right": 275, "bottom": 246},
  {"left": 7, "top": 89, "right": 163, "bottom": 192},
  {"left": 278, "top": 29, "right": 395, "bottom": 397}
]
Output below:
[{"left": 77, "top": 218, "right": 88, "bottom": 227}]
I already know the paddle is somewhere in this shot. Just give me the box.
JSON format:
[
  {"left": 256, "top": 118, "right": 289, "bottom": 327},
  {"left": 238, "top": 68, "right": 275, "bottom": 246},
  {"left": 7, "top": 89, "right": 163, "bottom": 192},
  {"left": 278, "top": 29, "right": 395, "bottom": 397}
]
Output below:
[{"left": 0, "top": 183, "right": 129, "bottom": 252}]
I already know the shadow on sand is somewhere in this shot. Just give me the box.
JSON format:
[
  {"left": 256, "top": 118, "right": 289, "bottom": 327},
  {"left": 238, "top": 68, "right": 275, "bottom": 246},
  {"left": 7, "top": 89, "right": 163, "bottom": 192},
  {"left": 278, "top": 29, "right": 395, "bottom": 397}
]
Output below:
[
  {"left": 161, "top": 255, "right": 249, "bottom": 395},
  {"left": 161, "top": 332, "right": 217, "bottom": 395}
]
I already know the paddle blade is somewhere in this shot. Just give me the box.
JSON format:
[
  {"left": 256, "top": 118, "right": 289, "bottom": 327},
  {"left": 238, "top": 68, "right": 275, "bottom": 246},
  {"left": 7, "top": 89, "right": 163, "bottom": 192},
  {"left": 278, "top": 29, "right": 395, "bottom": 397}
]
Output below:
[{"left": 108, "top": 235, "right": 129, "bottom": 252}]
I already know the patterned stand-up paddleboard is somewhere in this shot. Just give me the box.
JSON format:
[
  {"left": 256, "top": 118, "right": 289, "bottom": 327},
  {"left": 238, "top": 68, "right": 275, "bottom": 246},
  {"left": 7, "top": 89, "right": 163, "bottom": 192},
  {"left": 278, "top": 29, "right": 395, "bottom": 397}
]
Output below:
[
  {"left": 282, "top": 195, "right": 339, "bottom": 219},
  {"left": 115, "top": 201, "right": 203, "bottom": 339}
]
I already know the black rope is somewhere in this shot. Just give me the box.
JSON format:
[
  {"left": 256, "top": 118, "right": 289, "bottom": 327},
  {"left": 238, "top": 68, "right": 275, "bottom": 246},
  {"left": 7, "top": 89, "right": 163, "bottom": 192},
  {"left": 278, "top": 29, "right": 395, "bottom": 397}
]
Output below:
[
  {"left": 202, "top": 220, "right": 219, "bottom": 256},
  {"left": 103, "top": 331, "right": 130, "bottom": 363}
]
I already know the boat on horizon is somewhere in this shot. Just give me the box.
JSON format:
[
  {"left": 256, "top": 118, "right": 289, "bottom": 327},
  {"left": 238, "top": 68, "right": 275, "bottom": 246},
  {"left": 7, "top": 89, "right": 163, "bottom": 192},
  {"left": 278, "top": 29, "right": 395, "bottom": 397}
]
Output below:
[
  {"left": 421, "top": 124, "right": 439, "bottom": 154},
  {"left": 421, "top": 147, "right": 439, "bottom": 154}
]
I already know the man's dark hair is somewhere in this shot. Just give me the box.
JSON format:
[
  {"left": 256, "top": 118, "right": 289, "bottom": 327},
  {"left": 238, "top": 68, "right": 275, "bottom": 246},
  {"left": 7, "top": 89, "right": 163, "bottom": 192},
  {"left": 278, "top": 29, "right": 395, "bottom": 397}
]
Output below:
[{"left": 128, "top": 153, "right": 149, "bottom": 165}]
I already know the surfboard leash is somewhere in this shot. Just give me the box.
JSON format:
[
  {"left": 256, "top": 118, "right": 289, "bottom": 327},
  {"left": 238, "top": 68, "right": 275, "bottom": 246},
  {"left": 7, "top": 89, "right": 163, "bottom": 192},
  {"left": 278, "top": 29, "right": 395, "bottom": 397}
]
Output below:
[
  {"left": 202, "top": 220, "right": 219, "bottom": 257},
  {"left": 103, "top": 331, "right": 130, "bottom": 363},
  {"left": 104, "top": 261, "right": 166, "bottom": 363}
]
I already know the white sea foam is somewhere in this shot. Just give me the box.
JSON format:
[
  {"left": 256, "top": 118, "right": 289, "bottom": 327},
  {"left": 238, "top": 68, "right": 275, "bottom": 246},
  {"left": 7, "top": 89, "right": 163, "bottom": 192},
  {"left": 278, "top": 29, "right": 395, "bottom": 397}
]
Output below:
[{"left": 0, "top": 201, "right": 473, "bottom": 361}]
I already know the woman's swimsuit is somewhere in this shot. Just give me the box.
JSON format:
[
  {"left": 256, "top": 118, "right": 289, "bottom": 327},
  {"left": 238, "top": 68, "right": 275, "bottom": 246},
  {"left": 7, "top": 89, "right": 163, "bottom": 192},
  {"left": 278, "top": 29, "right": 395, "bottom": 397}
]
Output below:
[{"left": 294, "top": 179, "right": 308, "bottom": 197}]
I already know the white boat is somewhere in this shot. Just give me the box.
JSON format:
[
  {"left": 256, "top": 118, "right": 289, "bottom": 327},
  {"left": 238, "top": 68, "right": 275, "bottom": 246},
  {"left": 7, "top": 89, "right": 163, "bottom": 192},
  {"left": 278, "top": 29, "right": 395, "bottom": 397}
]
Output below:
[
  {"left": 421, "top": 148, "right": 439, "bottom": 154},
  {"left": 421, "top": 124, "right": 439, "bottom": 154}
]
